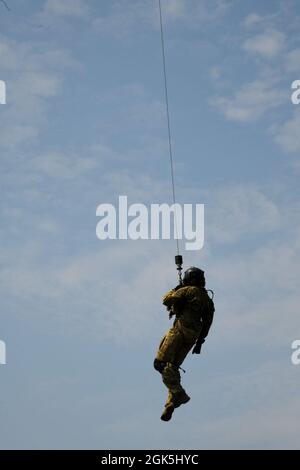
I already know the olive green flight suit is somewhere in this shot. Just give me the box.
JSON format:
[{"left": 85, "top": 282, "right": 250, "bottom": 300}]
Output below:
[{"left": 155, "top": 286, "right": 214, "bottom": 407}]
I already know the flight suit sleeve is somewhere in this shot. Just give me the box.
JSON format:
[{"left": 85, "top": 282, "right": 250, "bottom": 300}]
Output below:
[
  {"left": 162, "top": 287, "right": 188, "bottom": 310},
  {"left": 200, "top": 298, "right": 215, "bottom": 339},
  {"left": 201, "top": 309, "right": 214, "bottom": 339},
  {"left": 192, "top": 297, "right": 215, "bottom": 353}
]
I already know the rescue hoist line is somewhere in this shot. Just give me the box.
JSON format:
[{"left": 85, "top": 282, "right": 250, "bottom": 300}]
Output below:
[{"left": 158, "top": 0, "right": 183, "bottom": 284}]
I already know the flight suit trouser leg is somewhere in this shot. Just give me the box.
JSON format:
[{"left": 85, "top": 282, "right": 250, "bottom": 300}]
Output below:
[{"left": 154, "top": 326, "right": 194, "bottom": 407}]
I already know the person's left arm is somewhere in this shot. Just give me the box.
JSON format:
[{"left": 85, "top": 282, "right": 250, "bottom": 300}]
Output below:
[
  {"left": 192, "top": 297, "right": 215, "bottom": 354},
  {"left": 162, "top": 286, "right": 187, "bottom": 314}
]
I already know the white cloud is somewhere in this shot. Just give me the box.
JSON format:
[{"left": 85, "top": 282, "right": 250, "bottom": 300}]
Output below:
[
  {"left": 0, "top": 37, "right": 77, "bottom": 72},
  {"left": 243, "top": 30, "right": 285, "bottom": 58},
  {"left": 16, "top": 72, "right": 62, "bottom": 98},
  {"left": 92, "top": 1, "right": 154, "bottom": 37},
  {"left": 96, "top": 84, "right": 165, "bottom": 142},
  {"left": 0, "top": 36, "right": 74, "bottom": 149},
  {"left": 195, "top": 0, "right": 233, "bottom": 22},
  {"left": 92, "top": 0, "right": 233, "bottom": 37},
  {"left": 189, "top": 384, "right": 300, "bottom": 449},
  {"left": 164, "top": 0, "right": 186, "bottom": 20},
  {"left": 36, "top": 218, "right": 60, "bottom": 234},
  {"left": 0, "top": 124, "right": 39, "bottom": 148},
  {"left": 1, "top": 174, "right": 296, "bottom": 351},
  {"left": 243, "top": 13, "right": 262, "bottom": 28},
  {"left": 0, "top": 238, "right": 174, "bottom": 343},
  {"left": 212, "top": 79, "right": 286, "bottom": 122},
  {"left": 33, "top": 151, "right": 98, "bottom": 179},
  {"left": 285, "top": 48, "right": 300, "bottom": 73},
  {"left": 208, "top": 185, "right": 281, "bottom": 244},
  {"left": 274, "top": 112, "right": 300, "bottom": 154},
  {"left": 209, "top": 213, "right": 300, "bottom": 345},
  {"left": 44, "top": 0, "right": 89, "bottom": 18}
]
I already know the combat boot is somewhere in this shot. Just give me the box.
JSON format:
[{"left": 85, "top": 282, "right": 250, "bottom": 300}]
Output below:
[
  {"left": 160, "top": 403, "right": 175, "bottom": 421},
  {"left": 173, "top": 391, "right": 190, "bottom": 408}
]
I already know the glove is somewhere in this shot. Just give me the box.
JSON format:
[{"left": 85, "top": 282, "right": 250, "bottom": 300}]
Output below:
[{"left": 192, "top": 338, "right": 205, "bottom": 354}]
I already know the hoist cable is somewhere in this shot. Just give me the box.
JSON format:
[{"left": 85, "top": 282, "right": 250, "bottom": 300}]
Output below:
[{"left": 158, "top": 0, "right": 180, "bottom": 257}]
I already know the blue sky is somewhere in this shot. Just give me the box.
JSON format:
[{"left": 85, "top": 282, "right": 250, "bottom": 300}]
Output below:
[{"left": 0, "top": 0, "right": 300, "bottom": 449}]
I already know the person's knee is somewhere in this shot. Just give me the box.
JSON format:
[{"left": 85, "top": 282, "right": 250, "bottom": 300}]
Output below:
[
  {"left": 153, "top": 358, "right": 166, "bottom": 373},
  {"left": 162, "top": 362, "right": 179, "bottom": 381}
]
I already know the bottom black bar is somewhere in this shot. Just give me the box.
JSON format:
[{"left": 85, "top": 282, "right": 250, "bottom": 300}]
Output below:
[{"left": 0, "top": 450, "right": 298, "bottom": 466}]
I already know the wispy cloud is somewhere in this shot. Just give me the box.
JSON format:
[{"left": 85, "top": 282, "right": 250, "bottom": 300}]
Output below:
[
  {"left": 43, "top": 0, "right": 89, "bottom": 18},
  {"left": 207, "top": 185, "right": 281, "bottom": 244},
  {"left": 285, "top": 48, "right": 300, "bottom": 73},
  {"left": 243, "top": 29, "right": 286, "bottom": 58},
  {"left": 0, "top": 35, "right": 76, "bottom": 149},
  {"left": 92, "top": 0, "right": 233, "bottom": 37},
  {"left": 243, "top": 13, "right": 263, "bottom": 29},
  {"left": 274, "top": 111, "right": 300, "bottom": 154},
  {"left": 211, "top": 3, "right": 300, "bottom": 161},
  {"left": 32, "top": 151, "right": 98, "bottom": 179},
  {"left": 212, "top": 79, "right": 286, "bottom": 122}
]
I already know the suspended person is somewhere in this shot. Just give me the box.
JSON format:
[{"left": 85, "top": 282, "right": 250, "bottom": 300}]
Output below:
[{"left": 154, "top": 267, "right": 215, "bottom": 421}]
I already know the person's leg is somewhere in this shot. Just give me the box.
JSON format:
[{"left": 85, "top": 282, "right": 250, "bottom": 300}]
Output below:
[
  {"left": 154, "top": 327, "right": 192, "bottom": 420},
  {"left": 161, "top": 362, "right": 184, "bottom": 397},
  {"left": 174, "top": 339, "right": 194, "bottom": 367},
  {"left": 163, "top": 335, "right": 194, "bottom": 395},
  {"left": 155, "top": 327, "right": 178, "bottom": 364},
  {"left": 159, "top": 363, "right": 190, "bottom": 421}
]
